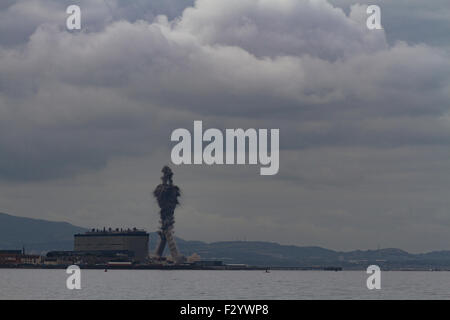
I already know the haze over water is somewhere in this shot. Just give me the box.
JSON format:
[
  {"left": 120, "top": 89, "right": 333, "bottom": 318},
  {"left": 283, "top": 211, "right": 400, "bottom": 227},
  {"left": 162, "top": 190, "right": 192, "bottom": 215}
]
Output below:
[{"left": 0, "top": 270, "right": 449, "bottom": 299}]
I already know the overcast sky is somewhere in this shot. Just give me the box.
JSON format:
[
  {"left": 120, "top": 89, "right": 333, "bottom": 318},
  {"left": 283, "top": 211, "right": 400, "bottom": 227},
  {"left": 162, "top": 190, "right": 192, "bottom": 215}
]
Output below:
[{"left": 0, "top": 0, "right": 449, "bottom": 253}]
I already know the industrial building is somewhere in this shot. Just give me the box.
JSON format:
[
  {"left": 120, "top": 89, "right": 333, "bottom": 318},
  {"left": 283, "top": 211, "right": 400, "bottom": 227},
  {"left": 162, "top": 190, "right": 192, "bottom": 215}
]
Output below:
[{"left": 74, "top": 228, "right": 149, "bottom": 262}]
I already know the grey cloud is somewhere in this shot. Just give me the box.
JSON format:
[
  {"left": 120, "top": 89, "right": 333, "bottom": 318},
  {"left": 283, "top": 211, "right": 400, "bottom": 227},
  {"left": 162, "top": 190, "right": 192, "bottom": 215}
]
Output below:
[
  {"left": 0, "top": 0, "right": 449, "bottom": 182},
  {"left": 330, "top": 0, "right": 450, "bottom": 47},
  {"left": 0, "top": 0, "right": 194, "bottom": 47},
  {"left": 178, "top": 0, "right": 387, "bottom": 60}
]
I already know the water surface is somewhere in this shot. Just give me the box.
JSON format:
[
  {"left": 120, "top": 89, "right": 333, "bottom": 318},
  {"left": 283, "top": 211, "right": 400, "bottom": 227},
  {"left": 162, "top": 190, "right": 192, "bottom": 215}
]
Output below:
[{"left": 0, "top": 269, "right": 449, "bottom": 299}]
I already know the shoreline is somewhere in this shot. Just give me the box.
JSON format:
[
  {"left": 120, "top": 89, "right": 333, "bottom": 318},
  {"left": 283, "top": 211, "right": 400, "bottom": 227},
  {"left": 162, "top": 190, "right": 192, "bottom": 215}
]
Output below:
[
  {"left": 1, "top": 265, "right": 448, "bottom": 271},
  {"left": 0, "top": 264, "right": 344, "bottom": 271}
]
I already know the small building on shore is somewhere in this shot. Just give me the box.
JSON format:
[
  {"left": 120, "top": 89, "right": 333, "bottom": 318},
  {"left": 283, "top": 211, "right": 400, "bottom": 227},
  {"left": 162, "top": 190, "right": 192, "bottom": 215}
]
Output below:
[{"left": 0, "top": 250, "right": 42, "bottom": 265}]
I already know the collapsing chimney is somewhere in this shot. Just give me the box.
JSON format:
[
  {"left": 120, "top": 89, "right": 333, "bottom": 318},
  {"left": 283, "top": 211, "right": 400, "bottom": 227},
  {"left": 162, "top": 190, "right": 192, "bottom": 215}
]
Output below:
[{"left": 154, "top": 166, "right": 185, "bottom": 263}]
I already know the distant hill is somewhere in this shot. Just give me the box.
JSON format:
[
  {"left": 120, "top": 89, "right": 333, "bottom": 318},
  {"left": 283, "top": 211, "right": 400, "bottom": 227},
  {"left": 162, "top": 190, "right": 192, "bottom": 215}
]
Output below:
[
  {"left": 1, "top": 212, "right": 450, "bottom": 268},
  {"left": 175, "top": 238, "right": 340, "bottom": 266},
  {"left": 175, "top": 240, "right": 450, "bottom": 269},
  {"left": 0, "top": 212, "right": 87, "bottom": 253}
]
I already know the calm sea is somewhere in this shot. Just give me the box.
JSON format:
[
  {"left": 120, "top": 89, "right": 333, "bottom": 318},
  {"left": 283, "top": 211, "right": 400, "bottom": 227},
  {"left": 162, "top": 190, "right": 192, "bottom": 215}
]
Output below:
[{"left": 0, "top": 269, "right": 449, "bottom": 299}]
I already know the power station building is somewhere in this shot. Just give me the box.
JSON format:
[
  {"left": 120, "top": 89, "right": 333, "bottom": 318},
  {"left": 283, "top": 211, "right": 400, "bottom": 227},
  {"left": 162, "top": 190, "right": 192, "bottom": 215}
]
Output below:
[{"left": 74, "top": 228, "right": 149, "bottom": 262}]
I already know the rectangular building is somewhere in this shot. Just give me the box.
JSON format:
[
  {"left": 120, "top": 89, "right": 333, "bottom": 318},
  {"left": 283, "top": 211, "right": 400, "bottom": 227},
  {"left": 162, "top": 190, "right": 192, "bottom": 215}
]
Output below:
[{"left": 74, "top": 228, "right": 149, "bottom": 262}]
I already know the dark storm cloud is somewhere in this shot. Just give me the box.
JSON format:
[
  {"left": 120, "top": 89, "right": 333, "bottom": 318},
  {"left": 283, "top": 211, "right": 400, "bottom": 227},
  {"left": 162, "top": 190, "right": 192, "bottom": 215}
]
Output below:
[{"left": 0, "top": 0, "right": 449, "bottom": 181}]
